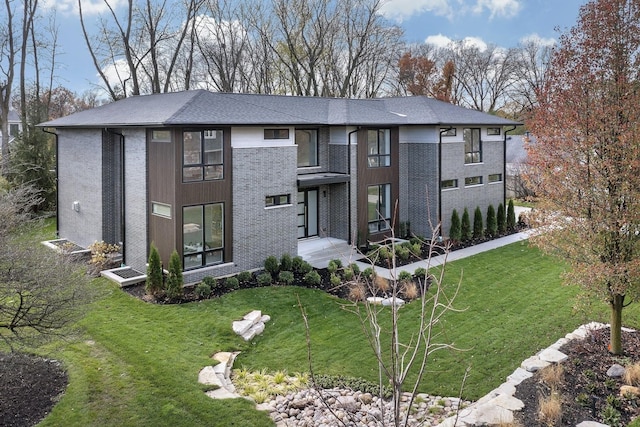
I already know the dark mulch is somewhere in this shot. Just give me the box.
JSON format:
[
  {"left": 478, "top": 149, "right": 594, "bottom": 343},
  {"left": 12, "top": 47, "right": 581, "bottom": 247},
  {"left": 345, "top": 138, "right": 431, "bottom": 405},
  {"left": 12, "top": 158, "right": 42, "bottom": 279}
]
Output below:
[
  {"left": 0, "top": 352, "right": 68, "bottom": 427},
  {"left": 514, "top": 327, "right": 640, "bottom": 426}
]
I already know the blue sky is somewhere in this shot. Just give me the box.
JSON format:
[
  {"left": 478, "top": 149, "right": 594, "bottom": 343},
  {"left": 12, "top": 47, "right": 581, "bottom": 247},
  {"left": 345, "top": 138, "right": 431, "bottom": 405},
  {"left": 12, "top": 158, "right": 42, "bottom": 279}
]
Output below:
[{"left": 47, "top": 0, "right": 588, "bottom": 94}]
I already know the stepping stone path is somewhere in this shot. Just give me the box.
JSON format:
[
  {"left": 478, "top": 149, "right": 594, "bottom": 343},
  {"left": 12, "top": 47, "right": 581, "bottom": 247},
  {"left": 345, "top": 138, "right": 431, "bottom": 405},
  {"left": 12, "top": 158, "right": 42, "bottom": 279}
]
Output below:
[
  {"left": 198, "top": 320, "right": 624, "bottom": 427},
  {"left": 232, "top": 310, "right": 271, "bottom": 341}
]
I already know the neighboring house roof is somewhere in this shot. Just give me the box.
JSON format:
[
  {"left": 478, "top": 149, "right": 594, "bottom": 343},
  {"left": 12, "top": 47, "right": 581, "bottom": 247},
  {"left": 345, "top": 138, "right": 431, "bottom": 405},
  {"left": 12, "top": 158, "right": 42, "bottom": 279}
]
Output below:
[{"left": 39, "top": 90, "right": 520, "bottom": 128}]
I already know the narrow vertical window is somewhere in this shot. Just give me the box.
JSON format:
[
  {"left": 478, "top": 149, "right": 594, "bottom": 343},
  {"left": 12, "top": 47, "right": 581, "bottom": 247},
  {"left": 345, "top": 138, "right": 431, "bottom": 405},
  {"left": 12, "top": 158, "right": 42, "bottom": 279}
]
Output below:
[
  {"left": 367, "top": 129, "right": 391, "bottom": 167},
  {"left": 367, "top": 184, "right": 391, "bottom": 233},
  {"left": 183, "top": 203, "right": 224, "bottom": 269},
  {"left": 183, "top": 130, "right": 224, "bottom": 182},
  {"left": 464, "top": 128, "right": 482, "bottom": 164},
  {"left": 295, "top": 129, "right": 318, "bottom": 167}
]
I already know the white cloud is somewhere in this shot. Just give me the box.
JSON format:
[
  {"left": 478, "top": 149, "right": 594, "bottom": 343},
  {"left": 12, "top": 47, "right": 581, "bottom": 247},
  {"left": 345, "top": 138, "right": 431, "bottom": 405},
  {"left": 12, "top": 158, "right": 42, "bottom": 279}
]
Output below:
[
  {"left": 461, "top": 36, "right": 488, "bottom": 51},
  {"left": 42, "top": 0, "right": 129, "bottom": 16},
  {"left": 472, "top": 0, "right": 522, "bottom": 19},
  {"left": 425, "top": 34, "right": 453, "bottom": 48},
  {"left": 520, "top": 33, "right": 556, "bottom": 47},
  {"left": 379, "top": 0, "right": 453, "bottom": 22}
]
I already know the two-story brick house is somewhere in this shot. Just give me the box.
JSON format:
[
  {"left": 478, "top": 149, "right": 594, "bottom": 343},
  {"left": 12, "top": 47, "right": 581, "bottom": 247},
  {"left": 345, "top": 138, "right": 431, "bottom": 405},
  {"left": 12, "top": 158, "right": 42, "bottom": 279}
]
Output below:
[{"left": 40, "top": 90, "right": 518, "bottom": 283}]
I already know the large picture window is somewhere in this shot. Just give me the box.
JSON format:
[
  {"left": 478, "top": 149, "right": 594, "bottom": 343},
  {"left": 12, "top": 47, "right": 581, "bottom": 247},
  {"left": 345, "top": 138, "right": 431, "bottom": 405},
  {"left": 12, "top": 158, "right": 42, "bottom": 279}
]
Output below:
[
  {"left": 368, "top": 184, "right": 391, "bottom": 233},
  {"left": 464, "top": 128, "right": 482, "bottom": 164},
  {"left": 295, "top": 129, "right": 318, "bottom": 167},
  {"left": 183, "top": 203, "right": 224, "bottom": 269},
  {"left": 367, "top": 129, "right": 391, "bottom": 167},
  {"left": 183, "top": 130, "right": 224, "bottom": 182}
]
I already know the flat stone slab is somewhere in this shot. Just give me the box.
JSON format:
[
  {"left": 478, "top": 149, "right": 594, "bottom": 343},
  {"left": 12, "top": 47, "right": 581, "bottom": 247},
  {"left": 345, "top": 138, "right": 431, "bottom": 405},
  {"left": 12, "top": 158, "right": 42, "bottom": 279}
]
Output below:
[
  {"left": 538, "top": 348, "right": 568, "bottom": 363},
  {"left": 366, "top": 297, "right": 384, "bottom": 305},
  {"left": 521, "top": 355, "right": 550, "bottom": 372},
  {"left": 232, "top": 319, "right": 254, "bottom": 335},
  {"left": 507, "top": 367, "right": 533, "bottom": 385},
  {"left": 487, "top": 394, "right": 524, "bottom": 411},
  {"left": 198, "top": 366, "right": 224, "bottom": 387},
  {"left": 474, "top": 403, "right": 514, "bottom": 425},
  {"left": 260, "top": 315, "right": 271, "bottom": 323},
  {"left": 381, "top": 297, "right": 405, "bottom": 307},
  {"left": 206, "top": 389, "right": 240, "bottom": 399},
  {"left": 241, "top": 322, "right": 265, "bottom": 341},
  {"left": 576, "top": 422, "right": 610, "bottom": 427},
  {"left": 243, "top": 310, "right": 262, "bottom": 323}
]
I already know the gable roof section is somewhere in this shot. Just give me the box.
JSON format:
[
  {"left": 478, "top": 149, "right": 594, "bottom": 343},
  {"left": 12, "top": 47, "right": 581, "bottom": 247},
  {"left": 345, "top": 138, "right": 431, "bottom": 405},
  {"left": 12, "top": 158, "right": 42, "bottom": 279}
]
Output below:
[{"left": 39, "top": 90, "right": 520, "bottom": 128}]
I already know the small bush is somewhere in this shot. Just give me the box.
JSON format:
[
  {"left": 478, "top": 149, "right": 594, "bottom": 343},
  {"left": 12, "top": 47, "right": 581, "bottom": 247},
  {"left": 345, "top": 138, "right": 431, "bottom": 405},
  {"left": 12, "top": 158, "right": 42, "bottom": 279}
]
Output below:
[
  {"left": 165, "top": 250, "right": 183, "bottom": 300},
  {"left": 330, "top": 273, "right": 341, "bottom": 287},
  {"left": 497, "top": 203, "right": 506, "bottom": 234},
  {"left": 401, "top": 281, "right": 419, "bottom": 300},
  {"left": 225, "top": 277, "right": 240, "bottom": 290},
  {"left": 624, "top": 362, "right": 640, "bottom": 386},
  {"left": 362, "top": 267, "right": 375, "bottom": 280},
  {"left": 461, "top": 208, "right": 472, "bottom": 241},
  {"left": 278, "top": 270, "right": 295, "bottom": 285},
  {"left": 537, "top": 393, "right": 562, "bottom": 426},
  {"left": 378, "top": 246, "right": 391, "bottom": 261},
  {"left": 291, "top": 256, "right": 305, "bottom": 272},
  {"left": 540, "top": 364, "right": 564, "bottom": 391},
  {"left": 507, "top": 199, "right": 516, "bottom": 231},
  {"left": 303, "top": 270, "right": 321, "bottom": 286},
  {"left": 396, "top": 245, "right": 410, "bottom": 261},
  {"left": 486, "top": 204, "right": 497, "bottom": 238},
  {"left": 332, "top": 259, "right": 343, "bottom": 269},
  {"left": 449, "top": 209, "right": 461, "bottom": 241},
  {"left": 348, "top": 282, "right": 366, "bottom": 301},
  {"left": 343, "top": 267, "right": 354, "bottom": 281},
  {"left": 473, "top": 206, "right": 483, "bottom": 239},
  {"left": 146, "top": 242, "right": 163, "bottom": 296},
  {"left": 313, "top": 374, "right": 392, "bottom": 399},
  {"left": 264, "top": 256, "right": 279, "bottom": 276},
  {"left": 202, "top": 276, "right": 222, "bottom": 293},
  {"left": 349, "top": 263, "right": 360, "bottom": 275},
  {"left": 195, "top": 282, "right": 212, "bottom": 299},
  {"left": 257, "top": 272, "right": 273, "bottom": 286},
  {"left": 414, "top": 267, "right": 427, "bottom": 280},
  {"left": 375, "top": 275, "right": 389, "bottom": 294},
  {"left": 293, "top": 257, "right": 312, "bottom": 274},
  {"left": 280, "top": 253, "right": 293, "bottom": 272},
  {"left": 237, "top": 271, "right": 252, "bottom": 283},
  {"left": 398, "top": 270, "right": 412, "bottom": 282},
  {"left": 327, "top": 260, "right": 339, "bottom": 275}
]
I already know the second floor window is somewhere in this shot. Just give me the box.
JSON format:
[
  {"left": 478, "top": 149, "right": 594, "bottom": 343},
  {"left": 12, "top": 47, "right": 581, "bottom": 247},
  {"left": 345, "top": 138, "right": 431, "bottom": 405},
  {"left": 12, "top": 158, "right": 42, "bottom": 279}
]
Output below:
[
  {"left": 367, "top": 129, "right": 391, "bottom": 167},
  {"left": 183, "top": 130, "right": 224, "bottom": 182},
  {"left": 296, "top": 129, "right": 318, "bottom": 167},
  {"left": 464, "top": 128, "right": 482, "bottom": 164}
]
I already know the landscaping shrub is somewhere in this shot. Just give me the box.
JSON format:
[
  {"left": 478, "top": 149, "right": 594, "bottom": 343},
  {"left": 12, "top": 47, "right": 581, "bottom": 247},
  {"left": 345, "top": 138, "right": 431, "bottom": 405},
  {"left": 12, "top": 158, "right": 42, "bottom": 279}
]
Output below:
[
  {"left": 330, "top": 273, "right": 341, "bottom": 287},
  {"left": 375, "top": 275, "right": 389, "bottom": 294},
  {"left": 303, "top": 270, "right": 321, "bottom": 286},
  {"left": 398, "top": 270, "right": 412, "bottom": 282},
  {"left": 264, "top": 256, "right": 279, "bottom": 277},
  {"left": 225, "top": 277, "right": 240, "bottom": 290},
  {"left": 165, "top": 250, "right": 183, "bottom": 300},
  {"left": 507, "top": 199, "right": 516, "bottom": 231},
  {"left": 362, "top": 267, "right": 374, "bottom": 281},
  {"left": 473, "top": 206, "right": 483, "bottom": 239},
  {"left": 332, "top": 259, "right": 343, "bottom": 269},
  {"left": 497, "top": 203, "right": 506, "bottom": 234},
  {"left": 278, "top": 270, "right": 295, "bottom": 285},
  {"left": 257, "top": 272, "right": 273, "bottom": 286},
  {"left": 327, "top": 260, "right": 339, "bottom": 275},
  {"left": 486, "top": 204, "right": 497, "bottom": 238},
  {"left": 414, "top": 267, "right": 427, "bottom": 280},
  {"left": 348, "top": 282, "right": 366, "bottom": 301},
  {"left": 449, "top": 209, "right": 461, "bottom": 242},
  {"left": 146, "top": 242, "right": 163, "bottom": 296},
  {"left": 349, "top": 263, "right": 360, "bottom": 275},
  {"left": 292, "top": 256, "right": 313, "bottom": 274},
  {"left": 279, "top": 253, "right": 293, "bottom": 272},
  {"left": 202, "top": 276, "right": 222, "bottom": 293},
  {"left": 461, "top": 207, "right": 472, "bottom": 241},
  {"left": 401, "top": 281, "right": 419, "bottom": 300},
  {"left": 195, "top": 282, "right": 212, "bottom": 299},
  {"left": 343, "top": 267, "right": 354, "bottom": 281},
  {"left": 237, "top": 271, "right": 252, "bottom": 283},
  {"left": 88, "top": 240, "right": 121, "bottom": 276},
  {"left": 396, "top": 245, "right": 410, "bottom": 261}
]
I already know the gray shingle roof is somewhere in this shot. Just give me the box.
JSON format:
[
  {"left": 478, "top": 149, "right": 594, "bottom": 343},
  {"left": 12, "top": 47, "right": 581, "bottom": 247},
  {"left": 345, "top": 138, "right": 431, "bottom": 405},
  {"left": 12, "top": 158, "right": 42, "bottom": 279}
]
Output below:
[{"left": 39, "top": 90, "right": 520, "bottom": 128}]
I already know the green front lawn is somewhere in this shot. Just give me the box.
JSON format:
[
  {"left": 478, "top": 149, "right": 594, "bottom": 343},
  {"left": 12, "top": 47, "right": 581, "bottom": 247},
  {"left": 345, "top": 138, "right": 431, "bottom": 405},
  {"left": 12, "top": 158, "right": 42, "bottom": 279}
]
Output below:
[{"left": 25, "top": 241, "right": 640, "bottom": 426}]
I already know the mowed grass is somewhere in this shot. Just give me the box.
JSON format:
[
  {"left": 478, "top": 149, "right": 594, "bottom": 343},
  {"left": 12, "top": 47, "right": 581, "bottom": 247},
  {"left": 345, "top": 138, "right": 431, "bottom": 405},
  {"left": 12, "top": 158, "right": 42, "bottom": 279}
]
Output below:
[{"left": 24, "top": 240, "right": 640, "bottom": 425}]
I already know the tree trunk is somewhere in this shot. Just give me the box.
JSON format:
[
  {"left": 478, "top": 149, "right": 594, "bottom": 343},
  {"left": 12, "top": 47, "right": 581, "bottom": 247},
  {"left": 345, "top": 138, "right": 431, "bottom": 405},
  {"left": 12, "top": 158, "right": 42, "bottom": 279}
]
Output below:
[{"left": 610, "top": 294, "right": 624, "bottom": 355}]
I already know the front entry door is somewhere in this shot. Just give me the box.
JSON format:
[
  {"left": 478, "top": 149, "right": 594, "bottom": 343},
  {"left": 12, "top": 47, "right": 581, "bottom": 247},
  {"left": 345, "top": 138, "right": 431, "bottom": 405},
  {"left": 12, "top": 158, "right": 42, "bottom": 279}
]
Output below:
[{"left": 297, "top": 189, "right": 318, "bottom": 238}]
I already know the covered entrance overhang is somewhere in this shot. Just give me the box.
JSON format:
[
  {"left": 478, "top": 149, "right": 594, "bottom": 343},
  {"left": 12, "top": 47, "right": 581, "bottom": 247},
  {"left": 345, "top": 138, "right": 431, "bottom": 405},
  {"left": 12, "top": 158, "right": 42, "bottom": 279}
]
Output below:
[{"left": 297, "top": 172, "right": 350, "bottom": 188}]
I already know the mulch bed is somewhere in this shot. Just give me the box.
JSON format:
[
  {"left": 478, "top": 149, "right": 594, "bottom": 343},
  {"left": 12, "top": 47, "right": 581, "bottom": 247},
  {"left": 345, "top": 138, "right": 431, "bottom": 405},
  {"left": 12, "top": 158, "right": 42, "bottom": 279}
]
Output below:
[
  {"left": 514, "top": 327, "right": 640, "bottom": 426},
  {"left": 0, "top": 352, "right": 68, "bottom": 427}
]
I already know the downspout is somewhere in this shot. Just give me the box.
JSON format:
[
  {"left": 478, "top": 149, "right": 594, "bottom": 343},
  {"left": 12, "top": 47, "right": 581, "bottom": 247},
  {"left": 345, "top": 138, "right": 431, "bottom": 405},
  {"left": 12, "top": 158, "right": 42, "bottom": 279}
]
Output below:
[
  {"left": 106, "top": 128, "right": 126, "bottom": 265},
  {"left": 347, "top": 127, "right": 359, "bottom": 246},
  {"left": 503, "top": 125, "right": 517, "bottom": 205},
  {"left": 42, "top": 127, "right": 59, "bottom": 237},
  {"left": 438, "top": 127, "right": 453, "bottom": 238}
]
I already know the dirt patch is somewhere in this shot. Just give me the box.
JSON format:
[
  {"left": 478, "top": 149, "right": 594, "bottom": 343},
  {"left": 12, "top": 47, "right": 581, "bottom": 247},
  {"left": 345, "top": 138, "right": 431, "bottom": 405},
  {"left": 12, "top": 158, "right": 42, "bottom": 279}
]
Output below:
[
  {"left": 514, "top": 328, "right": 640, "bottom": 426},
  {"left": 0, "top": 352, "right": 68, "bottom": 427}
]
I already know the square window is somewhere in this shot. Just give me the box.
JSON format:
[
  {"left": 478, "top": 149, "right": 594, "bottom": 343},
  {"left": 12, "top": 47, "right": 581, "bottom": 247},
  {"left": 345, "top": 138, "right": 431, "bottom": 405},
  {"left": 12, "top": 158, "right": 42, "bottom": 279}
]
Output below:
[
  {"left": 487, "top": 128, "right": 501, "bottom": 136},
  {"left": 182, "top": 130, "right": 224, "bottom": 182}
]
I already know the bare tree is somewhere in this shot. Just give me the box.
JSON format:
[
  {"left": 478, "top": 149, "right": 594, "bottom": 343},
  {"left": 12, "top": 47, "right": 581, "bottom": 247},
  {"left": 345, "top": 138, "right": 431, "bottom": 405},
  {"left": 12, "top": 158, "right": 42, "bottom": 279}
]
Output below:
[
  {"left": 509, "top": 38, "right": 553, "bottom": 119},
  {"left": 0, "top": 0, "right": 17, "bottom": 175},
  {"left": 0, "top": 185, "right": 91, "bottom": 349}
]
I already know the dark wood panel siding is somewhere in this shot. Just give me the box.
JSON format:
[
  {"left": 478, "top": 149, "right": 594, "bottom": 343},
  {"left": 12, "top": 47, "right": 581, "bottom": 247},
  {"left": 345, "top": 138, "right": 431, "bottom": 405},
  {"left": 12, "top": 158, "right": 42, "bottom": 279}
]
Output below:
[
  {"left": 175, "top": 128, "right": 233, "bottom": 265},
  {"left": 356, "top": 127, "right": 400, "bottom": 241},
  {"left": 147, "top": 129, "right": 177, "bottom": 266}
]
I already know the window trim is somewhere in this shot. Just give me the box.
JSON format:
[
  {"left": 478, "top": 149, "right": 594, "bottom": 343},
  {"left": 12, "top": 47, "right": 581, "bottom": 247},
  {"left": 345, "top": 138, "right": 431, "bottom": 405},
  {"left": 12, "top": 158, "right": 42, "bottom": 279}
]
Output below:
[
  {"left": 441, "top": 179, "right": 459, "bottom": 190},
  {"left": 151, "top": 202, "right": 172, "bottom": 218},
  {"left": 367, "top": 183, "right": 392, "bottom": 233},
  {"left": 464, "top": 128, "right": 482, "bottom": 164},
  {"left": 487, "top": 127, "right": 501, "bottom": 136},
  {"left": 464, "top": 176, "right": 483, "bottom": 187},
  {"left": 183, "top": 203, "right": 225, "bottom": 270},
  {"left": 488, "top": 173, "right": 503, "bottom": 183},
  {"left": 182, "top": 129, "right": 224, "bottom": 182},
  {"left": 295, "top": 128, "right": 319, "bottom": 168},
  {"left": 367, "top": 128, "right": 391, "bottom": 168},
  {"left": 265, "top": 194, "right": 291, "bottom": 208},
  {"left": 264, "top": 128, "right": 290, "bottom": 140},
  {"left": 150, "top": 129, "right": 172, "bottom": 142}
]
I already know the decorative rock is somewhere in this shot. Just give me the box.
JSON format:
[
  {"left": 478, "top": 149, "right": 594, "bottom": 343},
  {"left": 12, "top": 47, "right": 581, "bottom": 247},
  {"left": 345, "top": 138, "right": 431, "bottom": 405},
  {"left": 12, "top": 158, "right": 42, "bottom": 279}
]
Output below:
[
  {"left": 576, "top": 422, "right": 610, "bottom": 427},
  {"left": 538, "top": 348, "right": 568, "bottom": 363},
  {"left": 381, "top": 297, "right": 405, "bottom": 307},
  {"left": 243, "top": 310, "right": 263, "bottom": 323},
  {"left": 198, "top": 365, "right": 224, "bottom": 387},
  {"left": 366, "top": 296, "right": 384, "bottom": 305},
  {"left": 260, "top": 315, "right": 271, "bottom": 323},
  {"left": 474, "top": 403, "right": 514, "bottom": 425},
  {"left": 607, "top": 363, "right": 626, "bottom": 378},
  {"left": 487, "top": 394, "right": 524, "bottom": 411},
  {"left": 232, "top": 319, "right": 254, "bottom": 335},
  {"left": 336, "top": 395, "right": 359, "bottom": 412}
]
